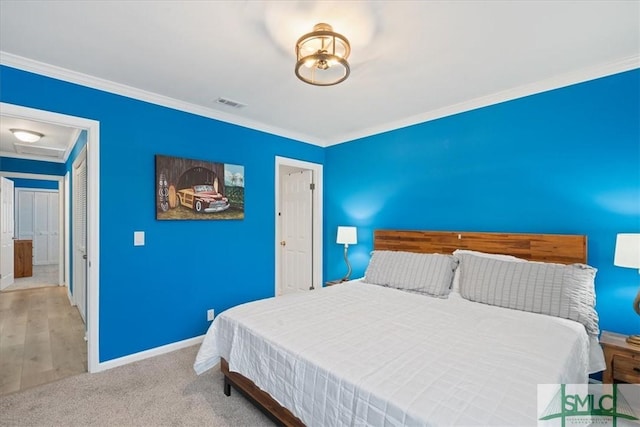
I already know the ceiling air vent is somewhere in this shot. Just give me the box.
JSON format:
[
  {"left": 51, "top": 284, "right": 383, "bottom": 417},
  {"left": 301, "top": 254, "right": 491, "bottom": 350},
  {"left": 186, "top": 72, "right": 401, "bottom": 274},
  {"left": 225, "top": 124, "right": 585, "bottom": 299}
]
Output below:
[
  {"left": 14, "top": 142, "right": 66, "bottom": 159},
  {"left": 215, "top": 97, "right": 246, "bottom": 109}
]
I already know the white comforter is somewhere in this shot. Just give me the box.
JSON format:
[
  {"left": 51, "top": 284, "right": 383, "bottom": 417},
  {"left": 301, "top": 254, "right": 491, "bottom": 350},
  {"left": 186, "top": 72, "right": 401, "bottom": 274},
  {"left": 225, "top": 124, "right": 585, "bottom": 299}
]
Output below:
[{"left": 194, "top": 281, "right": 603, "bottom": 426}]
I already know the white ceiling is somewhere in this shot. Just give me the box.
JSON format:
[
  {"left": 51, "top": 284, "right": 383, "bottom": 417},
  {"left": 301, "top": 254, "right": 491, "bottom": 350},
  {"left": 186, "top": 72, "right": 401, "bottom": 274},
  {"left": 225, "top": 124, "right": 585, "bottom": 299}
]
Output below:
[
  {"left": 0, "top": 1, "right": 638, "bottom": 153},
  {"left": 0, "top": 115, "right": 79, "bottom": 163}
]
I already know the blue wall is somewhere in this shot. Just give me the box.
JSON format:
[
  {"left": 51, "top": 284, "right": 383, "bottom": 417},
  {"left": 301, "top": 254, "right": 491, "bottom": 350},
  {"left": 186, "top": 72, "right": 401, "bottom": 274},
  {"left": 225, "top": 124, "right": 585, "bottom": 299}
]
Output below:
[
  {"left": 0, "top": 65, "right": 325, "bottom": 362},
  {"left": 8, "top": 178, "right": 59, "bottom": 190},
  {"left": 0, "top": 157, "right": 66, "bottom": 176},
  {"left": 325, "top": 69, "right": 640, "bottom": 336},
  {"left": 2, "top": 63, "right": 637, "bottom": 361},
  {"left": 65, "top": 130, "right": 87, "bottom": 171}
]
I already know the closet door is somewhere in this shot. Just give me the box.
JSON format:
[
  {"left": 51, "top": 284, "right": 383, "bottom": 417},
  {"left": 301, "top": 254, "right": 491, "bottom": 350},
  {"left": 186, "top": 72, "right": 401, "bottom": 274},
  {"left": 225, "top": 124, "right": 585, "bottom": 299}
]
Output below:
[
  {"left": 27, "top": 190, "right": 59, "bottom": 265},
  {"left": 73, "top": 154, "right": 87, "bottom": 322},
  {"left": 48, "top": 193, "right": 59, "bottom": 263},
  {"left": 17, "top": 191, "right": 35, "bottom": 241},
  {"left": 33, "top": 192, "right": 50, "bottom": 265}
]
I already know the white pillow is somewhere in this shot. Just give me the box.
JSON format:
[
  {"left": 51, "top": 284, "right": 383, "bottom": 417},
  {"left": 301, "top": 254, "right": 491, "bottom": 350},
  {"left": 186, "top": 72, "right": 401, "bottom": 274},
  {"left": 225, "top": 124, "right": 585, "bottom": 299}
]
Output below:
[
  {"left": 457, "top": 253, "right": 599, "bottom": 337},
  {"left": 364, "top": 250, "right": 459, "bottom": 297},
  {"left": 451, "top": 249, "right": 525, "bottom": 293}
]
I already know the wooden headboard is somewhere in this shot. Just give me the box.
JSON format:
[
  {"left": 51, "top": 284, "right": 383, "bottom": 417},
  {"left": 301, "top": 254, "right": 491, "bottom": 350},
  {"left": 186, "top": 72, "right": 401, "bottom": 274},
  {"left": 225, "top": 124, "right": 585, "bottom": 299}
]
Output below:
[{"left": 374, "top": 230, "right": 587, "bottom": 264}]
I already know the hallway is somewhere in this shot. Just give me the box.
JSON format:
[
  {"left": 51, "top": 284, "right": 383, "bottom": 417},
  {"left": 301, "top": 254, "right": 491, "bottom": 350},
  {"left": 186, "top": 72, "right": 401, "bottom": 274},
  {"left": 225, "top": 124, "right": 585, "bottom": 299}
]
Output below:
[
  {"left": 0, "top": 286, "right": 86, "bottom": 396},
  {"left": 3, "top": 264, "right": 59, "bottom": 292}
]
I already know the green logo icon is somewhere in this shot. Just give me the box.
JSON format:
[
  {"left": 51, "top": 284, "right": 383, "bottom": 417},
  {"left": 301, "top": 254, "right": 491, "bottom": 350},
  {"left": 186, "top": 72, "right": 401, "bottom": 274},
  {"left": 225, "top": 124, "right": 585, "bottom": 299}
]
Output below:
[{"left": 539, "top": 384, "right": 639, "bottom": 426}]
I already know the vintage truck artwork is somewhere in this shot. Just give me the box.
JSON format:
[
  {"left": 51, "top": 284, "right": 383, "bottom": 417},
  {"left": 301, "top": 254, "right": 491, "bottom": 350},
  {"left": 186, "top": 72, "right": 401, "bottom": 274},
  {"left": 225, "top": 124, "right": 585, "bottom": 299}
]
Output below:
[
  {"left": 176, "top": 184, "right": 229, "bottom": 213},
  {"left": 155, "top": 155, "right": 244, "bottom": 220}
]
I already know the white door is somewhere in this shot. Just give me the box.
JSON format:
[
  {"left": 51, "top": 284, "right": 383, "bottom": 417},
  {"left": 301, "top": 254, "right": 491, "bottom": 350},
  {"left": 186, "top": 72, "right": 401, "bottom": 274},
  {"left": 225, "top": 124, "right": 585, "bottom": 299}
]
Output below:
[
  {"left": 17, "top": 190, "right": 34, "bottom": 241},
  {"left": 33, "top": 192, "right": 59, "bottom": 265},
  {"left": 278, "top": 168, "right": 313, "bottom": 295},
  {"left": 73, "top": 151, "right": 87, "bottom": 322},
  {"left": 17, "top": 190, "right": 59, "bottom": 265},
  {"left": 33, "top": 192, "right": 49, "bottom": 265},
  {"left": 0, "top": 177, "right": 15, "bottom": 290},
  {"left": 48, "top": 193, "right": 59, "bottom": 264}
]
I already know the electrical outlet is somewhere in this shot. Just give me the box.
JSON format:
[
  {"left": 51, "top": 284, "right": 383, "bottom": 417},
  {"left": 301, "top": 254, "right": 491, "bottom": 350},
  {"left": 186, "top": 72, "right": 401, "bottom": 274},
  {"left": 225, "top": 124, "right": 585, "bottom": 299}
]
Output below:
[{"left": 207, "top": 309, "right": 215, "bottom": 321}]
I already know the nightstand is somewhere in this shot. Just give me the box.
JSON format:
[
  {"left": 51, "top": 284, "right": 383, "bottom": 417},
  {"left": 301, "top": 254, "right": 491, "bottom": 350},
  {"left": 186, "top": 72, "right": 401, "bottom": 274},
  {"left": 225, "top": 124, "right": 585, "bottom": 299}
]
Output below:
[
  {"left": 325, "top": 279, "right": 347, "bottom": 287},
  {"left": 600, "top": 331, "right": 640, "bottom": 384}
]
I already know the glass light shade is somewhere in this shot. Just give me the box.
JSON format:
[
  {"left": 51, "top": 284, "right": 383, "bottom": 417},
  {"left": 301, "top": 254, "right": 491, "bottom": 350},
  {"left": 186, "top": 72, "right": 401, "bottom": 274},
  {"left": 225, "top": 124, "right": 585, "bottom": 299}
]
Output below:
[
  {"left": 295, "top": 23, "right": 351, "bottom": 86},
  {"left": 10, "top": 129, "right": 44, "bottom": 143},
  {"left": 336, "top": 226, "right": 357, "bottom": 245},
  {"left": 614, "top": 233, "right": 640, "bottom": 271}
]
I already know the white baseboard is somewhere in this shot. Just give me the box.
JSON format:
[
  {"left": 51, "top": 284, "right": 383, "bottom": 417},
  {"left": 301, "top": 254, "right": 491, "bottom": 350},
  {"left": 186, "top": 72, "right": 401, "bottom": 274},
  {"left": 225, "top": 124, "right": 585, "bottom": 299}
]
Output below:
[{"left": 94, "top": 335, "right": 205, "bottom": 372}]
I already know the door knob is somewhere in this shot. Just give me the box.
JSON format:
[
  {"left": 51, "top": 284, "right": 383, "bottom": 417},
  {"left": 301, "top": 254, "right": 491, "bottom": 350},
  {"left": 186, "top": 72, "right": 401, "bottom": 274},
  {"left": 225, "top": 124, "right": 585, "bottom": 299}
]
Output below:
[{"left": 280, "top": 241, "right": 286, "bottom": 246}]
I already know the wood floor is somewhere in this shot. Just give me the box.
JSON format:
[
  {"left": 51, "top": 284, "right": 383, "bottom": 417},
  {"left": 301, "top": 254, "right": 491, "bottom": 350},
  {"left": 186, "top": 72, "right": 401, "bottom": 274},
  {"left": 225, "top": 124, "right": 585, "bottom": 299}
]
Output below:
[{"left": 0, "top": 286, "right": 87, "bottom": 396}]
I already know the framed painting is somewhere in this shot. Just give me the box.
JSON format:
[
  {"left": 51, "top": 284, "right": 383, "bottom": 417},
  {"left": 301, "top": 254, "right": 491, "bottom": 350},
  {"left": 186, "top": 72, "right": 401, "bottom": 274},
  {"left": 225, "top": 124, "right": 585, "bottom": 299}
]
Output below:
[{"left": 155, "top": 154, "right": 244, "bottom": 220}]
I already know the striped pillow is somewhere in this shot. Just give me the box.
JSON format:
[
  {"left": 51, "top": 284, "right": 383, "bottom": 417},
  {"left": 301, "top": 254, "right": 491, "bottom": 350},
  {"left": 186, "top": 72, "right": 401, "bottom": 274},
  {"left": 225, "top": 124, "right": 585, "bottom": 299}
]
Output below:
[
  {"left": 458, "top": 253, "right": 599, "bottom": 336},
  {"left": 364, "top": 251, "right": 459, "bottom": 297},
  {"left": 451, "top": 249, "right": 526, "bottom": 293}
]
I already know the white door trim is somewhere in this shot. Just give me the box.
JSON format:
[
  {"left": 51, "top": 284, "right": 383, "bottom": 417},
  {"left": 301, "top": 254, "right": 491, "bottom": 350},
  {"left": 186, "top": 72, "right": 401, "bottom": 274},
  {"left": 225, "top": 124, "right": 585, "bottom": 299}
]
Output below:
[
  {"left": 0, "top": 102, "right": 101, "bottom": 373},
  {"left": 274, "top": 156, "right": 323, "bottom": 296}
]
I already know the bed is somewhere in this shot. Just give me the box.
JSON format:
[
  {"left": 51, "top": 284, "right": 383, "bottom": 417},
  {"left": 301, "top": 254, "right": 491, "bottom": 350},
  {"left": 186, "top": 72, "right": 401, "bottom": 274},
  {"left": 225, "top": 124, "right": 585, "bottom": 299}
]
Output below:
[{"left": 194, "top": 230, "right": 606, "bottom": 426}]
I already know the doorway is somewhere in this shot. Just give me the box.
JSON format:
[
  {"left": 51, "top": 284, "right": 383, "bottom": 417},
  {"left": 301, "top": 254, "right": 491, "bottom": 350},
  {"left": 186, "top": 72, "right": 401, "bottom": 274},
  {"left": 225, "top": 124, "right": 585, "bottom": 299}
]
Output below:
[
  {"left": 0, "top": 102, "right": 100, "bottom": 373},
  {"left": 8, "top": 187, "right": 61, "bottom": 291},
  {"left": 275, "top": 156, "right": 322, "bottom": 296},
  {"left": 0, "top": 174, "right": 63, "bottom": 290}
]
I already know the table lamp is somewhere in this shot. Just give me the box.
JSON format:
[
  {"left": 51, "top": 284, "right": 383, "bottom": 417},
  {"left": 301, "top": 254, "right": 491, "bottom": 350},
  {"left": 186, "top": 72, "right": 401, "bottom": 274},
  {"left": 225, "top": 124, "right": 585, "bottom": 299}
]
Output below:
[
  {"left": 614, "top": 233, "right": 640, "bottom": 346},
  {"left": 336, "top": 226, "right": 357, "bottom": 281}
]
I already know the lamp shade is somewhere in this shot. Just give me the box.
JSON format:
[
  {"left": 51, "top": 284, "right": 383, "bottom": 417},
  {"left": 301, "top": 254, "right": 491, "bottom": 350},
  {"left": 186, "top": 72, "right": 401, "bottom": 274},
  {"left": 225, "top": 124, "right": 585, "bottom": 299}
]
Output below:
[
  {"left": 614, "top": 233, "right": 640, "bottom": 270},
  {"left": 336, "top": 226, "right": 357, "bottom": 245}
]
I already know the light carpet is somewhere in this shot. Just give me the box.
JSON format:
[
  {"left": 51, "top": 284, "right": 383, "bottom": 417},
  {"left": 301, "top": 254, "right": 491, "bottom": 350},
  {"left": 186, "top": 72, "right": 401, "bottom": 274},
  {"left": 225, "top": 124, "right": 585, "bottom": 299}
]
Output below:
[{"left": 0, "top": 345, "right": 273, "bottom": 426}]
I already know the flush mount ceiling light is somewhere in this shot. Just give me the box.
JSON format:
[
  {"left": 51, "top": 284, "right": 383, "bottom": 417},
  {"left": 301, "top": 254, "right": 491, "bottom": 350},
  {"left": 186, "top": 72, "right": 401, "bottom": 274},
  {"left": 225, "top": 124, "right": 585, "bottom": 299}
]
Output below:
[
  {"left": 10, "top": 128, "right": 44, "bottom": 143},
  {"left": 295, "top": 23, "right": 351, "bottom": 86}
]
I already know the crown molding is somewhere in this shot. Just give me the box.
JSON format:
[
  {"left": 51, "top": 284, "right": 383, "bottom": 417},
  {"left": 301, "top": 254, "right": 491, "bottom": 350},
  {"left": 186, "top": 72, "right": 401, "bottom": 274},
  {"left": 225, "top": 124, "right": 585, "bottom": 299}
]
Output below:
[
  {"left": 2, "top": 51, "right": 637, "bottom": 148},
  {"left": 0, "top": 150, "right": 65, "bottom": 164},
  {"left": 0, "top": 51, "right": 324, "bottom": 146},
  {"left": 7, "top": 150, "right": 67, "bottom": 163},
  {"left": 0, "top": 171, "right": 65, "bottom": 182},
  {"left": 325, "top": 55, "right": 640, "bottom": 146}
]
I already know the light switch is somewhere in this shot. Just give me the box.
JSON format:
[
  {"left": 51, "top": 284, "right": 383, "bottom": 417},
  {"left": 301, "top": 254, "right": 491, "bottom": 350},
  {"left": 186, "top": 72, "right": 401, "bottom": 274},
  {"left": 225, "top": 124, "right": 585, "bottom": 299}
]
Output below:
[{"left": 134, "top": 231, "right": 145, "bottom": 246}]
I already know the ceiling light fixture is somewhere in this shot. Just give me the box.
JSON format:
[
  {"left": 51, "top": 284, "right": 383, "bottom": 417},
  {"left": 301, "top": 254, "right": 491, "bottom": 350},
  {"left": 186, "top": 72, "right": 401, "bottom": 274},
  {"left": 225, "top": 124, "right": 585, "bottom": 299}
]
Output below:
[
  {"left": 295, "top": 23, "right": 351, "bottom": 86},
  {"left": 10, "top": 128, "right": 44, "bottom": 143}
]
